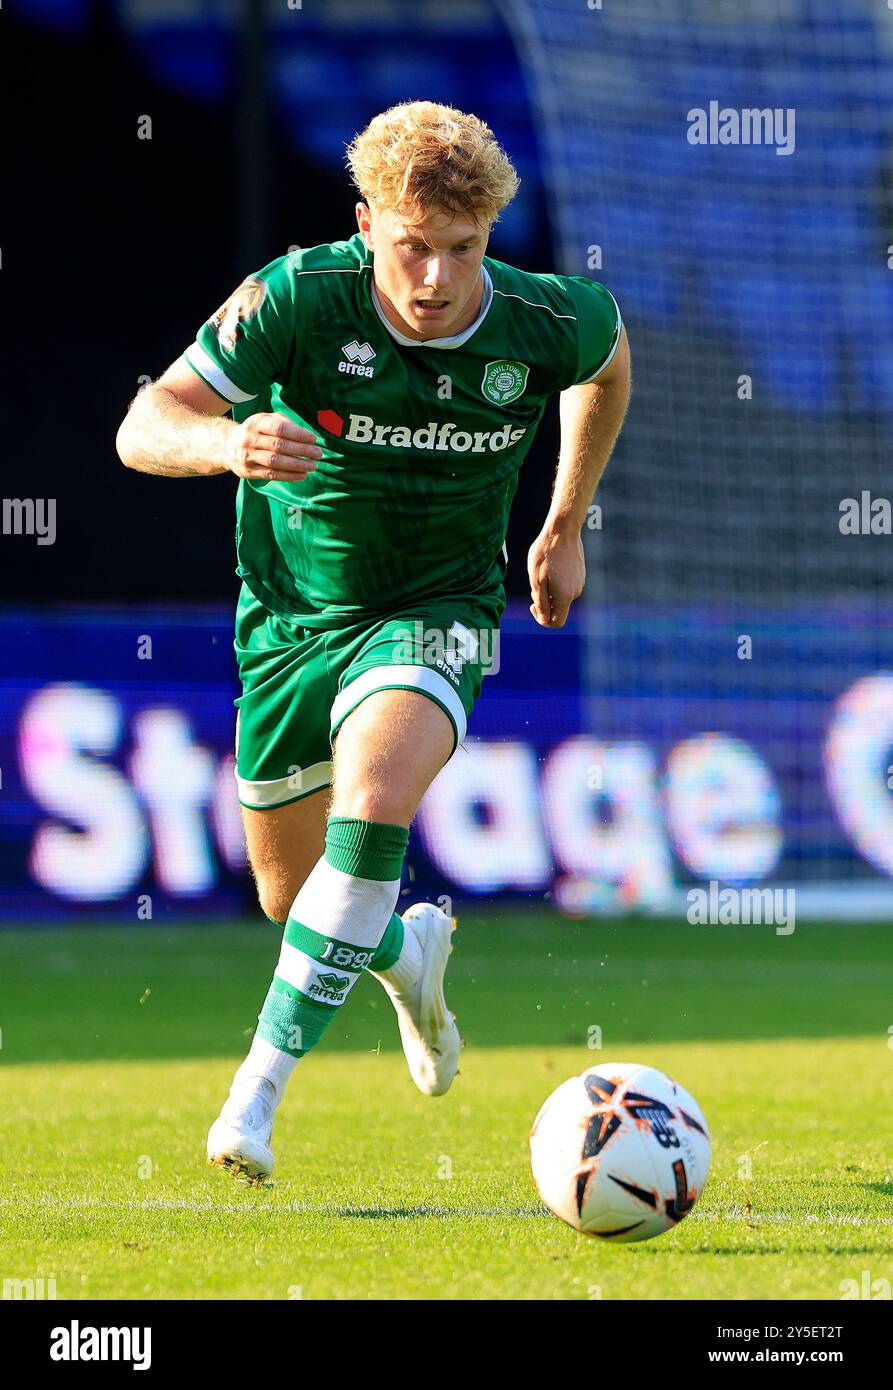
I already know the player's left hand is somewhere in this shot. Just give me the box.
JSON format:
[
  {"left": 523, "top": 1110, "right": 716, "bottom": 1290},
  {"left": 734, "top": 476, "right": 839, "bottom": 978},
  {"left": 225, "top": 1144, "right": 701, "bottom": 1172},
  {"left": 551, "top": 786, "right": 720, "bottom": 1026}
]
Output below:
[{"left": 527, "top": 526, "right": 585, "bottom": 628}]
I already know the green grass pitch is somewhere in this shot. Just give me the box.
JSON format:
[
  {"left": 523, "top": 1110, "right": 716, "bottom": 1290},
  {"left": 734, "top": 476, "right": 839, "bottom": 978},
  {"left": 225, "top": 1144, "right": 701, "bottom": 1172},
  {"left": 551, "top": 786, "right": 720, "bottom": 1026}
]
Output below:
[{"left": 1, "top": 908, "right": 891, "bottom": 1300}]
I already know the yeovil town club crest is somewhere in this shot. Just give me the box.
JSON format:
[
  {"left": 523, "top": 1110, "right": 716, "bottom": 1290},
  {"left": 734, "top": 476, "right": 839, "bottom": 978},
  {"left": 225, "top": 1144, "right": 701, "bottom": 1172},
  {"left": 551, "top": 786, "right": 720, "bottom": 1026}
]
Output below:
[{"left": 481, "top": 359, "right": 529, "bottom": 405}]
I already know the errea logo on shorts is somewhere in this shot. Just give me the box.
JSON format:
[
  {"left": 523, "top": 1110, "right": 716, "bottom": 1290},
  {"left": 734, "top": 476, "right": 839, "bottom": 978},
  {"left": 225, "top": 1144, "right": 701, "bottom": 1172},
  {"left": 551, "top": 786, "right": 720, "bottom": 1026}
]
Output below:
[
  {"left": 342, "top": 414, "right": 528, "bottom": 453},
  {"left": 339, "top": 340, "right": 376, "bottom": 377}
]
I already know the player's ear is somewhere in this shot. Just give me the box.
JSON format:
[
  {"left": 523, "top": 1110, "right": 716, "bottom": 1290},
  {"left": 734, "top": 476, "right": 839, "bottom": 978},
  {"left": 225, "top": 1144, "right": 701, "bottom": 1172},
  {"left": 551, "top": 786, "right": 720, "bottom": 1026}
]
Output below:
[{"left": 356, "top": 201, "right": 373, "bottom": 248}]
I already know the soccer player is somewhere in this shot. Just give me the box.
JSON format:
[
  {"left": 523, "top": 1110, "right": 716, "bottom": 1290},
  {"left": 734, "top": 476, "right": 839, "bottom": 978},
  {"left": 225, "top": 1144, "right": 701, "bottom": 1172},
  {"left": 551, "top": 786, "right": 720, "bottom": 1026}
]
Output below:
[{"left": 116, "top": 101, "right": 631, "bottom": 1182}]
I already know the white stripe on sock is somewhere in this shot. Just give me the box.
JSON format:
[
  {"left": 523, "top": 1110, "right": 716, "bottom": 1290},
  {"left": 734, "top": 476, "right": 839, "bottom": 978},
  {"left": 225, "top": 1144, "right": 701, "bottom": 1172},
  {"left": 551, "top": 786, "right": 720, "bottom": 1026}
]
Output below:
[{"left": 289, "top": 854, "right": 400, "bottom": 947}]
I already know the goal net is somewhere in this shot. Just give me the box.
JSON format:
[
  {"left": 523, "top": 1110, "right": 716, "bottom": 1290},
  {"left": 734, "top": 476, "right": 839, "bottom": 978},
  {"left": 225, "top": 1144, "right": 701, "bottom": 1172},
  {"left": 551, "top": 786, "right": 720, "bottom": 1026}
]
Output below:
[{"left": 498, "top": 0, "right": 893, "bottom": 912}]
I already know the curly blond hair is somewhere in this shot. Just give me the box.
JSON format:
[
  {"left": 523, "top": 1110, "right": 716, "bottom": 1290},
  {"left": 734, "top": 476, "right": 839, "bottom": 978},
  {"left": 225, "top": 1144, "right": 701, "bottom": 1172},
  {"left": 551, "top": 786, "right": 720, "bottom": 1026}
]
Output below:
[{"left": 346, "top": 101, "right": 520, "bottom": 227}]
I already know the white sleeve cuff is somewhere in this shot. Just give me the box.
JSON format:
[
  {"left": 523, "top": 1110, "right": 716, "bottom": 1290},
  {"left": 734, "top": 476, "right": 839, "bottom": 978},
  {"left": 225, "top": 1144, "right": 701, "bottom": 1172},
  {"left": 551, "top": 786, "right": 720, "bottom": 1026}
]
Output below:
[
  {"left": 578, "top": 289, "right": 623, "bottom": 384},
  {"left": 185, "top": 342, "right": 258, "bottom": 404}
]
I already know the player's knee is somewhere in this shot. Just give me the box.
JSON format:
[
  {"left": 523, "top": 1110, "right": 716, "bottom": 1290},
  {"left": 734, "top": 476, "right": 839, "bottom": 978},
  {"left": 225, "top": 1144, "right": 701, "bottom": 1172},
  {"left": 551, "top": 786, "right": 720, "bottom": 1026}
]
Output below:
[
  {"left": 329, "top": 783, "right": 414, "bottom": 826},
  {"left": 331, "top": 728, "right": 429, "bottom": 825}
]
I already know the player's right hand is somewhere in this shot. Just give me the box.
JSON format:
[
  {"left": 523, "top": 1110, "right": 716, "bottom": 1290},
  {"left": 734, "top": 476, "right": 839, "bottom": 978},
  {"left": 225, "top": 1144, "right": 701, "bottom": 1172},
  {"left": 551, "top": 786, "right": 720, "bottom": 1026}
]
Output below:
[{"left": 225, "top": 412, "right": 323, "bottom": 482}]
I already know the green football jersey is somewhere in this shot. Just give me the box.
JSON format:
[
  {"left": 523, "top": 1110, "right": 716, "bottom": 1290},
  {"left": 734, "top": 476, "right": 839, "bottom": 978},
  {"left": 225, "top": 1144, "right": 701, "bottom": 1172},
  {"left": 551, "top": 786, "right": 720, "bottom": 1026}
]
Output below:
[{"left": 185, "top": 233, "right": 621, "bottom": 627}]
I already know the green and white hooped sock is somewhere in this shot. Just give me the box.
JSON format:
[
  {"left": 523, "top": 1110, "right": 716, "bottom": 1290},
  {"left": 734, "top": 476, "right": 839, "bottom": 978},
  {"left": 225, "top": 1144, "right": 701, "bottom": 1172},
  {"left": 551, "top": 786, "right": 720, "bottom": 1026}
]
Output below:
[{"left": 232, "top": 818, "right": 410, "bottom": 1103}]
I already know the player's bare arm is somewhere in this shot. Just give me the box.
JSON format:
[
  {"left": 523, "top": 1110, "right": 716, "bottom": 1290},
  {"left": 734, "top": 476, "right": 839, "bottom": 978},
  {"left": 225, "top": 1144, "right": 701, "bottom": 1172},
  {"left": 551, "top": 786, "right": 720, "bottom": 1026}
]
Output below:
[
  {"left": 115, "top": 356, "right": 322, "bottom": 481},
  {"left": 528, "top": 324, "right": 631, "bottom": 628}
]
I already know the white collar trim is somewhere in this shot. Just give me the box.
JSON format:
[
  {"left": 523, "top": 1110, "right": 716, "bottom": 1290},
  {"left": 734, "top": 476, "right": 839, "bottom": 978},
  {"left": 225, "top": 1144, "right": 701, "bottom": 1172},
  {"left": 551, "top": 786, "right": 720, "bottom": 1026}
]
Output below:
[{"left": 370, "top": 266, "right": 493, "bottom": 348}]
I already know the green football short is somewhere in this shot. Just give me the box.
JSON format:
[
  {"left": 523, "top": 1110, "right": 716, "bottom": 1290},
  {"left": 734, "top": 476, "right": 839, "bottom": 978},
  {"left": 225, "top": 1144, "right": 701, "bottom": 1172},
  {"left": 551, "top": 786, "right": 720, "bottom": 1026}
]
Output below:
[{"left": 233, "top": 583, "right": 502, "bottom": 810}]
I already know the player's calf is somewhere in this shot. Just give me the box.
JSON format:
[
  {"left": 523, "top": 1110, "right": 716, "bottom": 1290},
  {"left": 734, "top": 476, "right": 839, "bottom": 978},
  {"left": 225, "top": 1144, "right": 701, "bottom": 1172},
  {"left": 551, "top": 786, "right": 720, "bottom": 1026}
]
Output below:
[{"left": 240, "top": 793, "right": 329, "bottom": 926}]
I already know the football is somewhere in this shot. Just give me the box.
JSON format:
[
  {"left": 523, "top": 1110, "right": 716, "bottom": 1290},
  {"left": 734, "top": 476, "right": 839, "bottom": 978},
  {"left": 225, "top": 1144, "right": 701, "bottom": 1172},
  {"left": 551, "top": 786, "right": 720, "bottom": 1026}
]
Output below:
[{"left": 530, "top": 1062, "right": 711, "bottom": 1242}]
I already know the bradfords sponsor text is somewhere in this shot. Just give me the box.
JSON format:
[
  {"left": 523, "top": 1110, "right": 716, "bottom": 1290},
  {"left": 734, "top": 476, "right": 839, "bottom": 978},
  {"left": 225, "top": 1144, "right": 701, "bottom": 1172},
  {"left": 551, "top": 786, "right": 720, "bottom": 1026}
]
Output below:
[{"left": 345, "top": 415, "right": 527, "bottom": 453}]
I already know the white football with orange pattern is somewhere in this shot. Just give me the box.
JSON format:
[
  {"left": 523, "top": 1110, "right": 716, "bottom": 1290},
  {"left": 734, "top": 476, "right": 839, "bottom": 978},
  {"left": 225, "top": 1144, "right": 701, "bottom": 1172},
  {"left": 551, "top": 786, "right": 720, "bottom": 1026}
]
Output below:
[{"left": 530, "top": 1062, "right": 711, "bottom": 1241}]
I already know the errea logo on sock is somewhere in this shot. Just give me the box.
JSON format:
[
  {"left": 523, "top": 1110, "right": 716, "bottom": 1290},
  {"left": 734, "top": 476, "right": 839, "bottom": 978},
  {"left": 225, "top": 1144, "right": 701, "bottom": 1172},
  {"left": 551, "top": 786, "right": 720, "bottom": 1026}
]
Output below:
[{"left": 310, "top": 972, "right": 351, "bottom": 1002}]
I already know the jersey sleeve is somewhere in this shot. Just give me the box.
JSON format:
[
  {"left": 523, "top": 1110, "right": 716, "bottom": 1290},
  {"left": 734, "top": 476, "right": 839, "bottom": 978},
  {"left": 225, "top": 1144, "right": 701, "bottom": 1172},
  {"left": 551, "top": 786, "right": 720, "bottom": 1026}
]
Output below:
[
  {"left": 560, "top": 277, "right": 623, "bottom": 387},
  {"left": 184, "top": 254, "right": 299, "bottom": 405}
]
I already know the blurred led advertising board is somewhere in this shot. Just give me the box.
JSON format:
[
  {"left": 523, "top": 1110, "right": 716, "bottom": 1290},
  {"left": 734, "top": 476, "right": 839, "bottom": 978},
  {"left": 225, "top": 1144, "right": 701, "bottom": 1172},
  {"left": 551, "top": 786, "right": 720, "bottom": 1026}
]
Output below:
[{"left": 2, "top": 605, "right": 893, "bottom": 920}]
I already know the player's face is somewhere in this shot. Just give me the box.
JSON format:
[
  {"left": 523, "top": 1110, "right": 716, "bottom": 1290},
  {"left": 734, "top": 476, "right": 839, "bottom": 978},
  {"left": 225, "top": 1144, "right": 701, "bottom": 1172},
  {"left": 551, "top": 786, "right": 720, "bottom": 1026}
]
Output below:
[{"left": 358, "top": 202, "right": 490, "bottom": 340}]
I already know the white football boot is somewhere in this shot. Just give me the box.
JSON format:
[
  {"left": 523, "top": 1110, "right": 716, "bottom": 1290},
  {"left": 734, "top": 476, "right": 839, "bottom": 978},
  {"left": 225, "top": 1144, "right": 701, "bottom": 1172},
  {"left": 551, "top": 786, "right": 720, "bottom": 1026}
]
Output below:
[
  {"left": 385, "top": 902, "right": 462, "bottom": 1096},
  {"left": 207, "top": 1079, "right": 275, "bottom": 1184}
]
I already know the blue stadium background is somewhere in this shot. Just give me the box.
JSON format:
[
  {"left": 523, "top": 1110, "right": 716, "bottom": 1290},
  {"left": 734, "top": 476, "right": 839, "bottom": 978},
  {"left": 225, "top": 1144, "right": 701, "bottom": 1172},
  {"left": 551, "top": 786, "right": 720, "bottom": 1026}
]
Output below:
[{"left": 5, "top": 0, "right": 893, "bottom": 919}]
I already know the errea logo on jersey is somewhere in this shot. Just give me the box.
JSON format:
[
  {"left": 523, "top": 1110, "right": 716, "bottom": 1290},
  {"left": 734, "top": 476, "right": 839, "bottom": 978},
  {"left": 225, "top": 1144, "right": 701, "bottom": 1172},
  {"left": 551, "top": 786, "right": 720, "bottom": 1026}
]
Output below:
[
  {"left": 342, "top": 415, "right": 528, "bottom": 453},
  {"left": 339, "top": 340, "right": 376, "bottom": 377}
]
